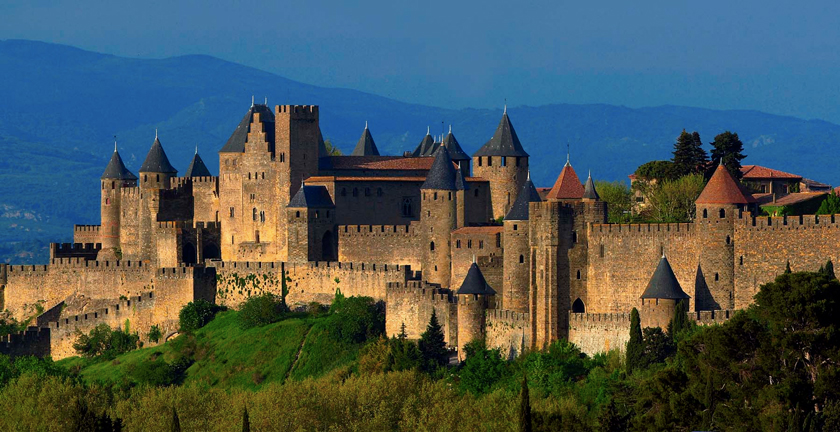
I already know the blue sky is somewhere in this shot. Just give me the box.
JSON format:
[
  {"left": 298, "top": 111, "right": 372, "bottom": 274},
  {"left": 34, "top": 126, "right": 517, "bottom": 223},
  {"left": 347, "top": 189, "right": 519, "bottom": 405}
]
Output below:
[{"left": 3, "top": 0, "right": 840, "bottom": 122}]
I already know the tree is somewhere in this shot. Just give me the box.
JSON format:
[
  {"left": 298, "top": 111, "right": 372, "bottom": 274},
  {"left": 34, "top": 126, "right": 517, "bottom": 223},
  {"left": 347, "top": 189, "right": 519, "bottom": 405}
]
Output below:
[
  {"left": 73, "top": 323, "right": 139, "bottom": 359},
  {"left": 667, "top": 300, "right": 691, "bottom": 341},
  {"left": 147, "top": 324, "right": 162, "bottom": 343},
  {"left": 418, "top": 310, "right": 448, "bottom": 372},
  {"left": 242, "top": 407, "right": 250, "bottom": 432},
  {"left": 597, "top": 399, "right": 626, "bottom": 432},
  {"left": 710, "top": 131, "right": 746, "bottom": 179},
  {"left": 398, "top": 322, "right": 407, "bottom": 340},
  {"left": 178, "top": 300, "right": 223, "bottom": 333},
  {"left": 237, "top": 293, "right": 288, "bottom": 329},
  {"left": 171, "top": 407, "right": 181, "bottom": 432},
  {"left": 641, "top": 327, "right": 675, "bottom": 365},
  {"left": 672, "top": 130, "right": 708, "bottom": 176},
  {"left": 626, "top": 308, "right": 644, "bottom": 375},
  {"left": 519, "top": 375, "right": 532, "bottom": 432},
  {"left": 634, "top": 160, "right": 678, "bottom": 181},
  {"left": 816, "top": 191, "right": 840, "bottom": 215},
  {"left": 459, "top": 339, "right": 507, "bottom": 394},
  {"left": 323, "top": 139, "right": 342, "bottom": 156},
  {"left": 644, "top": 174, "right": 706, "bottom": 222},
  {"left": 596, "top": 180, "right": 634, "bottom": 223},
  {"left": 821, "top": 260, "right": 836, "bottom": 279}
]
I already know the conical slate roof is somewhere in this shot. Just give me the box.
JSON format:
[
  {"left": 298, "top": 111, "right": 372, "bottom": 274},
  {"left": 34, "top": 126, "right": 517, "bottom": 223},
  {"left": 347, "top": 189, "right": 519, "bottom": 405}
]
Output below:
[
  {"left": 287, "top": 185, "right": 335, "bottom": 208},
  {"left": 140, "top": 137, "right": 177, "bottom": 174},
  {"left": 640, "top": 256, "right": 690, "bottom": 299},
  {"left": 220, "top": 104, "right": 275, "bottom": 153},
  {"left": 546, "top": 160, "right": 584, "bottom": 200},
  {"left": 442, "top": 129, "right": 470, "bottom": 161},
  {"left": 455, "top": 168, "right": 468, "bottom": 191},
  {"left": 101, "top": 148, "right": 137, "bottom": 180},
  {"left": 351, "top": 124, "right": 380, "bottom": 156},
  {"left": 421, "top": 146, "right": 458, "bottom": 190},
  {"left": 457, "top": 262, "right": 497, "bottom": 295},
  {"left": 412, "top": 129, "right": 436, "bottom": 157},
  {"left": 473, "top": 111, "right": 529, "bottom": 157},
  {"left": 185, "top": 151, "right": 212, "bottom": 177},
  {"left": 505, "top": 174, "right": 541, "bottom": 220},
  {"left": 583, "top": 172, "right": 600, "bottom": 200},
  {"left": 696, "top": 163, "right": 755, "bottom": 205}
]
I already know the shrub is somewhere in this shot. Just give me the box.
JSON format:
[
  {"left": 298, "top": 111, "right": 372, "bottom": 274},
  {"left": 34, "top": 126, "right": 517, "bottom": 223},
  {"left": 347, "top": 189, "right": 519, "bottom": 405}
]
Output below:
[
  {"left": 72, "top": 323, "right": 139, "bottom": 359},
  {"left": 147, "top": 325, "right": 162, "bottom": 343},
  {"left": 459, "top": 339, "right": 507, "bottom": 394},
  {"left": 325, "top": 296, "right": 384, "bottom": 344},
  {"left": 179, "top": 300, "right": 224, "bottom": 333},
  {"left": 237, "top": 293, "right": 288, "bottom": 329}
]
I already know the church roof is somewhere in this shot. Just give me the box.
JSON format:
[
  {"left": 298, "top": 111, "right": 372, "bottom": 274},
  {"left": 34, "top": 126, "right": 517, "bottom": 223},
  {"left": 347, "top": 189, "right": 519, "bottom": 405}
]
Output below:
[
  {"left": 583, "top": 172, "right": 600, "bottom": 200},
  {"left": 456, "top": 262, "right": 497, "bottom": 296},
  {"left": 220, "top": 104, "right": 275, "bottom": 153},
  {"left": 696, "top": 164, "right": 755, "bottom": 204},
  {"left": 505, "top": 174, "right": 542, "bottom": 220},
  {"left": 287, "top": 185, "right": 335, "bottom": 208},
  {"left": 640, "top": 256, "right": 690, "bottom": 300},
  {"left": 473, "top": 111, "right": 529, "bottom": 157},
  {"left": 101, "top": 148, "right": 137, "bottom": 181},
  {"left": 351, "top": 124, "right": 380, "bottom": 156},
  {"left": 421, "top": 146, "right": 458, "bottom": 190},
  {"left": 185, "top": 151, "right": 212, "bottom": 177},
  {"left": 442, "top": 129, "right": 470, "bottom": 161},
  {"left": 546, "top": 160, "right": 584, "bottom": 200},
  {"left": 412, "top": 131, "right": 436, "bottom": 157},
  {"left": 139, "top": 136, "right": 177, "bottom": 174}
]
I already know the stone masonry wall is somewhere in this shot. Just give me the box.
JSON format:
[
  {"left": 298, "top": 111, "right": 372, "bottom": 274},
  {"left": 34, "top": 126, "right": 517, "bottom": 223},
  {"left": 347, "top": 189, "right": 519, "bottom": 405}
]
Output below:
[
  {"left": 338, "top": 224, "right": 421, "bottom": 268},
  {"left": 73, "top": 225, "right": 100, "bottom": 245},
  {"left": 385, "top": 281, "right": 458, "bottom": 346},
  {"left": 486, "top": 309, "right": 530, "bottom": 359},
  {"left": 568, "top": 312, "right": 631, "bottom": 355}
]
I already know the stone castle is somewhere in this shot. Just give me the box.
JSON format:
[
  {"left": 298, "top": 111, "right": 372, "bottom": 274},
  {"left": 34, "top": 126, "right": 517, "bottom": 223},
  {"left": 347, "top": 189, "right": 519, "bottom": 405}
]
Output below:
[{"left": 0, "top": 103, "right": 835, "bottom": 359}]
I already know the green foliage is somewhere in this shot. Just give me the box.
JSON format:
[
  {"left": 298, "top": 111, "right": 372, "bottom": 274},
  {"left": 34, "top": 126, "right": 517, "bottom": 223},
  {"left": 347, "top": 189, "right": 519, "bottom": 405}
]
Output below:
[
  {"left": 634, "top": 160, "right": 678, "bottom": 181},
  {"left": 179, "top": 299, "right": 224, "bottom": 333},
  {"left": 237, "top": 293, "right": 288, "bottom": 329},
  {"left": 520, "top": 375, "right": 532, "bottom": 432},
  {"left": 148, "top": 324, "right": 162, "bottom": 343},
  {"left": 671, "top": 130, "right": 708, "bottom": 177},
  {"left": 418, "top": 310, "right": 448, "bottom": 372},
  {"left": 323, "top": 138, "right": 342, "bottom": 156},
  {"left": 640, "top": 173, "right": 706, "bottom": 222},
  {"left": 816, "top": 191, "right": 840, "bottom": 215},
  {"left": 324, "top": 296, "right": 384, "bottom": 344},
  {"left": 459, "top": 339, "right": 507, "bottom": 394},
  {"left": 667, "top": 300, "right": 693, "bottom": 343},
  {"left": 710, "top": 131, "right": 747, "bottom": 179},
  {"left": 72, "top": 323, "right": 139, "bottom": 359},
  {"left": 358, "top": 336, "right": 422, "bottom": 374},
  {"left": 594, "top": 180, "right": 634, "bottom": 223},
  {"left": 625, "top": 308, "right": 643, "bottom": 375},
  {"left": 819, "top": 260, "right": 836, "bottom": 280}
]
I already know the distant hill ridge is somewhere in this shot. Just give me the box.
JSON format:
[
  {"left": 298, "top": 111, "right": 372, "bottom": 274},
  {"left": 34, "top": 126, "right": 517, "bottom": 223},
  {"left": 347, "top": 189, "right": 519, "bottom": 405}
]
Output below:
[{"left": 2, "top": 39, "right": 840, "bottom": 263}]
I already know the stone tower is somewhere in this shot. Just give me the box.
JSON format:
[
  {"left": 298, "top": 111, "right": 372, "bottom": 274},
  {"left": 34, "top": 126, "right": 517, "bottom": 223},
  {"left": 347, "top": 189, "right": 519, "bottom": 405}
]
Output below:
[
  {"left": 442, "top": 127, "right": 471, "bottom": 176},
  {"left": 694, "top": 163, "right": 754, "bottom": 311},
  {"left": 351, "top": 122, "right": 380, "bottom": 156},
  {"left": 139, "top": 134, "right": 177, "bottom": 191},
  {"left": 138, "top": 134, "right": 178, "bottom": 261},
  {"left": 421, "top": 146, "right": 459, "bottom": 287},
  {"left": 99, "top": 145, "right": 137, "bottom": 260},
  {"left": 456, "top": 261, "right": 496, "bottom": 360},
  {"left": 286, "top": 185, "right": 336, "bottom": 262},
  {"left": 472, "top": 109, "right": 529, "bottom": 219},
  {"left": 502, "top": 173, "right": 541, "bottom": 313},
  {"left": 639, "top": 255, "right": 690, "bottom": 329},
  {"left": 411, "top": 128, "right": 436, "bottom": 157}
]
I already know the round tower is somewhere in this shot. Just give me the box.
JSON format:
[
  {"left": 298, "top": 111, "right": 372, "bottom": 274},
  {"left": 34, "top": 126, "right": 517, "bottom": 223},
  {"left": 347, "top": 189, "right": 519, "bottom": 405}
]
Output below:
[
  {"left": 139, "top": 132, "right": 178, "bottom": 190},
  {"left": 421, "top": 146, "right": 459, "bottom": 287},
  {"left": 502, "top": 173, "right": 541, "bottom": 312},
  {"left": 456, "top": 262, "right": 496, "bottom": 361},
  {"left": 694, "top": 163, "right": 755, "bottom": 311},
  {"left": 472, "top": 108, "right": 529, "bottom": 219},
  {"left": 100, "top": 144, "right": 137, "bottom": 258},
  {"left": 640, "top": 255, "right": 690, "bottom": 329}
]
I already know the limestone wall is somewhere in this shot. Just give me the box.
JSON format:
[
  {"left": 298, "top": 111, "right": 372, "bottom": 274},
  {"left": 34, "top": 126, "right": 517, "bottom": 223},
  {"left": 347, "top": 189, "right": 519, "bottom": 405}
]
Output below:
[
  {"left": 567, "top": 312, "right": 631, "bottom": 355},
  {"left": 0, "top": 327, "right": 50, "bottom": 358},
  {"left": 486, "top": 309, "right": 530, "bottom": 359},
  {"left": 337, "top": 224, "right": 420, "bottom": 268},
  {"left": 73, "top": 225, "right": 100, "bottom": 244},
  {"left": 385, "top": 281, "right": 458, "bottom": 346}
]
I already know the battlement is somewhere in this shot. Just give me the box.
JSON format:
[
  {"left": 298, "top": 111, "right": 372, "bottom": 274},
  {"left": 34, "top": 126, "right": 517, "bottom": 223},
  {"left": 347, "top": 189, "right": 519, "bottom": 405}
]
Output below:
[
  {"left": 193, "top": 221, "right": 221, "bottom": 230},
  {"left": 689, "top": 309, "right": 734, "bottom": 325},
  {"left": 120, "top": 187, "right": 142, "bottom": 198},
  {"left": 50, "top": 243, "right": 101, "bottom": 260},
  {"left": 486, "top": 308, "right": 529, "bottom": 323},
  {"left": 300, "top": 261, "right": 412, "bottom": 274},
  {"left": 741, "top": 213, "right": 840, "bottom": 231},
  {"left": 276, "top": 105, "right": 319, "bottom": 118},
  {"left": 0, "top": 264, "right": 7, "bottom": 284},
  {"left": 157, "top": 221, "right": 186, "bottom": 229},
  {"left": 386, "top": 281, "right": 454, "bottom": 303},
  {"left": 339, "top": 224, "right": 415, "bottom": 236},
  {"left": 47, "top": 292, "right": 155, "bottom": 333},
  {"left": 591, "top": 223, "right": 693, "bottom": 235},
  {"left": 210, "top": 261, "right": 282, "bottom": 270},
  {"left": 171, "top": 176, "right": 218, "bottom": 189},
  {"left": 569, "top": 311, "right": 632, "bottom": 324},
  {"left": 73, "top": 225, "right": 101, "bottom": 233},
  {"left": 10, "top": 259, "right": 148, "bottom": 274},
  {"left": 0, "top": 326, "right": 50, "bottom": 357},
  {"left": 156, "top": 266, "right": 216, "bottom": 279}
]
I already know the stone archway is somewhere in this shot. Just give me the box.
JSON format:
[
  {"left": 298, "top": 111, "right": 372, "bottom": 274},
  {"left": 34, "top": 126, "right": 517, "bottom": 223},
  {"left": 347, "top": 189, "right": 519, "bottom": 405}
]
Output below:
[{"left": 572, "top": 298, "right": 585, "bottom": 313}]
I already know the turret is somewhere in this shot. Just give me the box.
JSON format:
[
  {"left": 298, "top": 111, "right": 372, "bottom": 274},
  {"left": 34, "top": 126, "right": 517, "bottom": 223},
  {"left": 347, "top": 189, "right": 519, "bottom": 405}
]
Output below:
[
  {"left": 420, "top": 146, "right": 459, "bottom": 286},
  {"left": 694, "top": 163, "right": 755, "bottom": 310},
  {"left": 286, "top": 185, "right": 335, "bottom": 262},
  {"left": 412, "top": 127, "right": 435, "bottom": 157},
  {"left": 640, "top": 255, "right": 690, "bottom": 329},
  {"left": 456, "top": 262, "right": 496, "bottom": 361},
  {"left": 442, "top": 126, "right": 471, "bottom": 176},
  {"left": 139, "top": 132, "right": 177, "bottom": 190},
  {"left": 184, "top": 148, "right": 212, "bottom": 177},
  {"left": 351, "top": 122, "right": 380, "bottom": 156},
  {"left": 502, "top": 173, "right": 541, "bottom": 312},
  {"left": 100, "top": 143, "right": 137, "bottom": 258},
  {"left": 545, "top": 156, "right": 584, "bottom": 201},
  {"left": 472, "top": 108, "right": 530, "bottom": 219}
]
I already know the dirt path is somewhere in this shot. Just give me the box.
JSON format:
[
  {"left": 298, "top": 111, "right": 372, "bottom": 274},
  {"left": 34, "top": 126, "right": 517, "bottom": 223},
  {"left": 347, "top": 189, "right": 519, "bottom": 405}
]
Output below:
[{"left": 285, "top": 326, "right": 314, "bottom": 381}]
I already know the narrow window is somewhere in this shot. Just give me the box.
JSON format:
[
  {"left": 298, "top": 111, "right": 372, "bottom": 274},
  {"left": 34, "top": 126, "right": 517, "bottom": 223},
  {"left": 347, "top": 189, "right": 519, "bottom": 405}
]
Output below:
[
  {"left": 365, "top": 187, "right": 371, "bottom": 197},
  {"left": 111, "top": 181, "right": 115, "bottom": 189},
  {"left": 315, "top": 210, "right": 320, "bottom": 218},
  {"left": 715, "top": 273, "right": 720, "bottom": 281},
  {"left": 519, "top": 254, "right": 524, "bottom": 263},
  {"left": 434, "top": 192, "right": 438, "bottom": 200},
  {"left": 739, "top": 256, "right": 744, "bottom": 265},
  {"left": 502, "top": 157, "right": 507, "bottom": 167},
  {"left": 478, "top": 157, "right": 483, "bottom": 167},
  {"left": 719, "top": 209, "right": 726, "bottom": 218},
  {"left": 229, "top": 207, "right": 235, "bottom": 218},
  {"left": 430, "top": 242, "right": 435, "bottom": 251},
  {"left": 456, "top": 240, "right": 461, "bottom": 248},
  {"left": 156, "top": 174, "right": 160, "bottom": 182},
  {"left": 231, "top": 235, "right": 234, "bottom": 244},
  {"left": 260, "top": 211, "right": 265, "bottom": 222},
  {"left": 474, "top": 189, "right": 479, "bottom": 197},
  {"left": 572, "top": 231, "right": 577, "bottom": 243},
  {"left": 576, "top": 270, "right": 581, "bottom": 280},
  {"left": 255, "top": 230, "right": 260, "bottom": 243},
  {"left": 600, "top": 245, "right": 605, "bottom": 258},
  {"left": 296, "top": 211, "right": 300, "bottom": 218},
  {"left": 513, "top": 224, "right": 518, "bottom": 231},
  {"left": 468, "top": 240, "right": 472, "bottom": 248},
  {"left": 488, "top": 157, "right": 493, "bottom": 166},
  {"left": 479, "top": 240, "right": 484, "bottom": 249},
  {"left": 253, "top": 208, "right": 257, "bottom": 221},
  {"left": 703, "top": 209, "right": 708, "bottom": 218},
  {"left": 515, "top": 157, "right": 520, "bottom": 167},
  {"left": 726, "top": 235, "right": 731, "bottom": 245}
]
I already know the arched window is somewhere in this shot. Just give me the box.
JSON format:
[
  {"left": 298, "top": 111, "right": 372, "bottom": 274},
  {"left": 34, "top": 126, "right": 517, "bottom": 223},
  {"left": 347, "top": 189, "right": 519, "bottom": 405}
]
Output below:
[
  {"left": 296, "top": 211, "right": 301, "bottom": 218},
  {"left": 365, "top": 187, "right": 371, "bottom": 197},
  {"left": 719, "top": 209, "right": 726, "bottom": 218},
  {"left": 572, "top": 299, "right": 585, "bottom": 313},
  {"left": 402, "top": 198, "right": 413, "bottom": 217},
  {"left": 341, "top": 188, "right": 347, "bottom": 197},
  {"left": 456, "top": 240, "right": 461, "bottom": 248},
  {"left": 703, "top": 209, "right": 708, "bottom": 218},
  {"left": 576, "top": 270, "right": 581, "bottom": 280},
  {"left": 519, "top": 254, "right": 524, "bottom": 263},
  {"left": 430, "top": 242, "right": 435, "bottom": 251}
]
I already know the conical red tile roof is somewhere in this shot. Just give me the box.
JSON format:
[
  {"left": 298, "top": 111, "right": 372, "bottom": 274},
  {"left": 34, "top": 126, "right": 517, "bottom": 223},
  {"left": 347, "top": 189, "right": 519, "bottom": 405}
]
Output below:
[
  {"left": 546, "top": 162, "right": 585, "bottom": 200},
  {"left": 696, "top": 164, "right": 755, "bottom": 204}
]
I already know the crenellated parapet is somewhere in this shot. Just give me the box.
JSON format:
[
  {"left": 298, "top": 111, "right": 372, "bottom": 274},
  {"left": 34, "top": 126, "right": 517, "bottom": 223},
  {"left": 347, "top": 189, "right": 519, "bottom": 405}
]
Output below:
[
  {"left": 49, "top": 243, "right": 101, "bottom": 260},
  {"left": 485, "top": 308, "right": 531, "bottom": 359},
  {"left": 689, "top": 309, "right": 735, "bottom": 325},
  {"left": 567, "top": 311, "right": 632, "bottom": 355},
  {"left": 0, "top": 326, "right": 50, "bottom": 358}
]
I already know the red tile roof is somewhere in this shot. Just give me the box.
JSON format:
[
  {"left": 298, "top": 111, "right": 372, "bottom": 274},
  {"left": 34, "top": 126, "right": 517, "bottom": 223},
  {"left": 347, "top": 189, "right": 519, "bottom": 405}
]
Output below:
[
  {"left": 546, "top": 164, "right": 585, "bottom": 200},
  {"left": 741, "top": 165, "right": 802, "bottom": 180},
  {"left": 696, "top": 164, "right": 756, "bottom": 204},
  {"left": 753, "top": 192, "right": 826, "bottom": 207},
  {"left": 325, "top": 156, "right": 435, "bottom": 171}
]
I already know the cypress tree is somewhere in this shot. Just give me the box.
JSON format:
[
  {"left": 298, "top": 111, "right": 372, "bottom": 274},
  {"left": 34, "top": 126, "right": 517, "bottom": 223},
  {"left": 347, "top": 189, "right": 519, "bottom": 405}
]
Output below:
[
  {"left": 691, "top": 131, "right": 708, "bottom": 172},
  {"left": 710, "top": 131, "right": 746, "bottom": 179},
  {"left": 626, "top": 308, "right": 644, "bottom": 374},
  {"left": 242, "top": 407, "right": 250, "bottom": 432},
  {"left": 171, "top": 407, "right": 181, "bottom": 432},
  {"left": 667, "top": 299, "right": 690, "bottom": 341},
  {"left": 519, "top": 375, "right": 532, "bottom": 432},
  {"left": 418, "top": 310, "right": 448, "bottom": 371},
  {"left": 398, "top": 322, "right": 408, "bottom": 340},
  {"left": 785, "top": 261, "right": 792, "bottom": 274},
  {"left": 822, "top": 260, "right": 836, "bottom": 279},
  {"left": 672, "top": 130, "right": 696, "bottom": 176}
]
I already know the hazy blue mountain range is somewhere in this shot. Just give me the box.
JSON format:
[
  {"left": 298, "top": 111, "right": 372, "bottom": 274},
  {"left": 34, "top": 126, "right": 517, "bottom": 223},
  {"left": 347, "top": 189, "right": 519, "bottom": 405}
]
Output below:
[{"left": 2, "top": 39, "right": 840, "bottom": 263}]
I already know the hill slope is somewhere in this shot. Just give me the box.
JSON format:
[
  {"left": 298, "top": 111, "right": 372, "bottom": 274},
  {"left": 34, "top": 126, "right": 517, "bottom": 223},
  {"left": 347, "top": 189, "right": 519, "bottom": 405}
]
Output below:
[{"left": 2, "top": 39, "right": 839, "bottom": 262}]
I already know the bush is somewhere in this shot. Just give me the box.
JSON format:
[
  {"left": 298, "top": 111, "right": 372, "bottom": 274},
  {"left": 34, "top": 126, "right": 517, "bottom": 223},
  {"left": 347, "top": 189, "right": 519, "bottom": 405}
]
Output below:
[
  {"left": 147, "top": 325, "right": 162, "bottom": 343},
  {"left": 72, "top": 323, "right": 139, "bottom": 359},
  {"left": 325, "top": 296, "right": 384, "bottom": 344},
  {"left": 179, "top": 300, "right": 224, "bottom": 333},
  {"left": 237, "top": 293, "right": 288, "bottom": 329},
  {"left": 130, "top": 355, "right": 193, "bottom": 387},
  {"left": 459, "top": 339, "right": 507, "bottom": 394}
]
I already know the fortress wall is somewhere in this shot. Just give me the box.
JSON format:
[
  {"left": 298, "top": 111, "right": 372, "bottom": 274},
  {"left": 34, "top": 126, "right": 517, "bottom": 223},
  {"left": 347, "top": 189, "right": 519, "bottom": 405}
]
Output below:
[
  {"left": 153, "top": 267, "right": 216, "bottom": 324},
  {"left": 338, "top": 224, "right": 421, "bottom": 267},
  {"left": 0, "top": 327, "right": 51, "bottom": 358},
  {"left": 73, "top": 225, "right": 100, "bottom": 244},
  {"left": 47, "top": 292, "right": 163, "bottom": 360},
  {"left": 485, "top": 309, "right": 530, "bottom": 359},
  {"left": 476, "top": 256, "right": 504, "bottom": 299},
  {"left": 734, "top": 214, "right": 840, "bottom": 309},
  {"left": 385, "top": 282, "right": 457, "bottom": 346},
  {"left": 119, "top": 187, "right": 142, "bottom": 257},
  {"left": 450, "top": 229, "right": 503, "bottom": 289},
  {"left": 689, "top": 309, "right": 735, "bottom": 326},
  {"left": 317, "top": 180, "right": 423, "bottom": 226},
  {"left": 50, "top": 243, "right": 101, "bottom": 260},
  {"left": 210, "top": 261, "right": 285, "bottom": 308},
  {"left": 567, "top": 312, "right": 631, "bottom": 355},
  {"left": 587, "top": 223, "right": 700, "bottom": 313},
  {"left": 4, "top": 260, "right": 155, "bottom": 321},
  {"left": 190, "top": 177, "right": 220, "bottom": 224}
]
